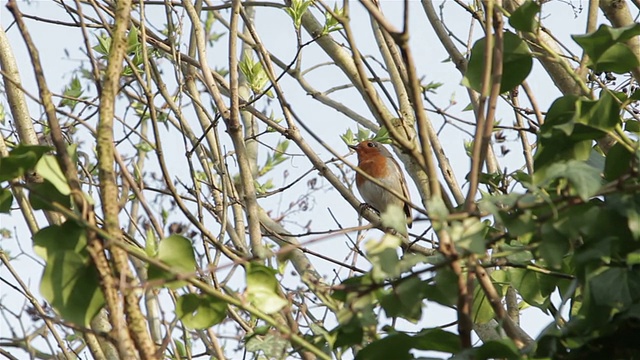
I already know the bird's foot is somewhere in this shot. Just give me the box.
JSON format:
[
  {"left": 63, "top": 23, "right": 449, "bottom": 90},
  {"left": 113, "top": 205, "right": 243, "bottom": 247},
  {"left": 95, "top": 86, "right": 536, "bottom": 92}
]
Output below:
[{"left": 358, "top": 203, "right": 379, "bottom": 216}]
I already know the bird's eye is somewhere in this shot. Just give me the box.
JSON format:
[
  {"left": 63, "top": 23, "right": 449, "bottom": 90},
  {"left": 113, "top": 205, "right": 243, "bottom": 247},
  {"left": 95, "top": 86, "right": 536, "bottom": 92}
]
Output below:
[{"left": 367, "top": 142, "right": 375, "bottom": 148}]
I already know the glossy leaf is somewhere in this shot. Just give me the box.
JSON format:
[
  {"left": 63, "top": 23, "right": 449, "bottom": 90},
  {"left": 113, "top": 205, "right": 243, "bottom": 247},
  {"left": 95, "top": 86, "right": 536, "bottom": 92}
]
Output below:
[
  {"left": 509, "top": 0, "right": 540, "bottom": 32},
  {"left": 148, "top": 235, "right": 196, "bottom": 288},
  {"left": 33, "top": 220, "right": 88, "bottom": 261},
  {"left": 35, "top": 155, "right": 71, "bottom": 195},
  {"left": 28, "top": 180, "right": 72, "bottom": 211},
  {"left": 379, "top": 276, "right": 423, "bottom": 322},
  {"left": 573, "top": 23, "right": 640, "bottom": 73},
  {"left": 246, "top": 333, "right": 289, "bottom": 359},
  {"left": 450, "top": 217, "right": 489, "bottom": 254},
  {"left": 0, "top": 145, "right": 51, "bottom": 182},
  {"left": 423, "top": 267, "right": 458, "bottom": 307},
  {"left": 414, "top": 328, "right": 462, "bottom": 353},
  {"left": 355, "top": 333, "right": 413, "bottom": 360},
  {"left": 604, "top": 143, "right": 633, "bottom": 181},
  {"left": 508, "top": 268, "right": 554, "bottom": 310},
  {"left": 40, "top": 250, "right": 104, "bottom": 326},
  {"left": 246, "top": 263, "right": 287, "bottom": 314},
  {"left": 534, "top": 160, "right": 601, "bottom": 201},
  {"left": 356, "top": 329, "right": 461, "bottom": 360},
  {"left": 589, "top": 267, "right": 633, "bottom": 309},
  {"left": 580, "top": 91, "right": 621, "bottom": 131},
  {"left": 463, "top": 31, "right": 532, "bottom": 93},
  {"left": 0, "top": 188, "right": 13, "bottom": 213},
  {"left": 366, "top": 233, "right": 401, "bottom": 281},
  {"left": 176, "top": 293, "right": 227, "bottom": 329}
]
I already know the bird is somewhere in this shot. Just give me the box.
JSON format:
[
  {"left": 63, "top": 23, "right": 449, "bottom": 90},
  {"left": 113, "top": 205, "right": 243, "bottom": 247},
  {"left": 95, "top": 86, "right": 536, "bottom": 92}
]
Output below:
[{"left": 348, "top": 140, "right": 412, "bottom": 229}]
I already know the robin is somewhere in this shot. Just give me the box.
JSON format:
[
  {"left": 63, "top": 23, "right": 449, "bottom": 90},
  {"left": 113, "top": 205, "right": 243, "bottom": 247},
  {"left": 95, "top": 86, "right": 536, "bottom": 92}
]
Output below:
[{"left": 348, "top": 140, "right": 412, "bottom": 229}]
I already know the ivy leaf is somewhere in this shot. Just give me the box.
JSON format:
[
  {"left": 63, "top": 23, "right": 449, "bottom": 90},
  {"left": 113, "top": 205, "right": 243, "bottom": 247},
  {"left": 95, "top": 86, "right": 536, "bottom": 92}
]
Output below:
[
  {"left": 148, "top": 235, "right": 196, "bottom": 289},
  {"left": 0, "top": 188, "right": 13, "bottom": 213},
  {"left": 534, "top": 160, "right": 602, "bottom": 201},
  {"left": 33, "top": 221, "right": 88, "bottom": 261},
  {"left": 246, "top": 263, "right": 287, "bottom": 314},
  {"left": 423, "top": 267, "right": 458, "bottom": 307},
  {"left": 28, "top": 180, "right": 72, "bottom": 211},
  {"left": 0, "top": 145, "right": 51, "bottom": 182},
  {"left": 604, "top": 143, "right": 633, "bottom": 181},
  {"left": 355, "top": 333, "right": 415, "bottom": 360},
  {"left": 463, "top": 31, "right": 532, "bottom": 93},
  {"left": 366, "top": 233, "right": 408, "bottom": 280},
  {"left": 176, "top": 293, "right": 227, "bottom": 330},
  {"left": 379, "top": 276, "right": 423, "bottom": 322},
  {"left": 59, "top": 77, "right": 83, "bottom": 109},
  {"left": 35, "top": 155, "right": 71, "bottom": 196},
  {"left": 246, "top": 333, "right": 290, "bottom": 359},
  {"left": 451, "top": 218, "right": 489, "bottom": 254},
  {"left": 579, "top": 91, "right": 620, "bottom": 131},
  {"left": 413, "top": 328, "right": 462, "bottom": 353},
  {"left": 40, "top": 251, "right": 104, "bottom": 326},
  {"left": 590, "top": 267, "right": 632, "bottom": 309},
  {"left": 508, "top": 268, "right": 553, "bottom": 310},
  {"left": 509, "top": 0, "right": 540, "bottom": 33},
  {"left": 573, "top": 23, "right": 640, "bottom": 73}
]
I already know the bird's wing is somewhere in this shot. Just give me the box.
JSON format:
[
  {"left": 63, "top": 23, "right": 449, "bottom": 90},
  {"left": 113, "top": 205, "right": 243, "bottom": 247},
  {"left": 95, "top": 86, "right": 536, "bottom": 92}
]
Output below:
[{"left": 388, "top": 156, "right": 412, "bottom": 227}]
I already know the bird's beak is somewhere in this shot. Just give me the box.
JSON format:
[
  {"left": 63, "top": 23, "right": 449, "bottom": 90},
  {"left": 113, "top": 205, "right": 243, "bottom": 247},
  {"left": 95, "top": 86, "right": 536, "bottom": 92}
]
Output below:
[{"left": 348, "top": 144, "right": 358, "bottom": 151}]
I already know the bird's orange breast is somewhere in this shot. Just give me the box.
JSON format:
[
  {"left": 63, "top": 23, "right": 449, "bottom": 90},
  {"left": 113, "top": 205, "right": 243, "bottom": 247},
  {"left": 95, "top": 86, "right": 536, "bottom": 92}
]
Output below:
[{"left": 356, "top": 155, "right": 389, "bottom": 186}]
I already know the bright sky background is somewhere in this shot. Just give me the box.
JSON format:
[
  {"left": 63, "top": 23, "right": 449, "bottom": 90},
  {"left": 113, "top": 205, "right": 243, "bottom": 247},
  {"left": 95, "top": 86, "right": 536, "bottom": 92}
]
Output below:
[{"left": 0, "top": 1, "right": 593, "bottom": 358}]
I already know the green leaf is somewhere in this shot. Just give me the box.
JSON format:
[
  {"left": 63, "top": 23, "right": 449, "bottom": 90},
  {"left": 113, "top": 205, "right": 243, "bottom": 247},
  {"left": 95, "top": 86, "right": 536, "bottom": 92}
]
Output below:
[
  {"left": 423, "top": 267, "right": 458, "bottom": 306},
  {"left": 0, "top": 188, "right": 13, "bottom": 213},
  {"left": 176, "top": 293, "right": 227, "bottom": 329},
  {"left": 28, "top": 179, "right": 72, "bottom": 211},
  {"left": 607, "top": 193, "right": 640, "bottom": 240},
  {"left": 509, "top": 0, "right": 540, "bottom": 32},
  {"left": 508, "top": 268, "right": 553, "bottom": 310},
  {"left": 472, "top": 281, "right": 496, "bottom": 324},
  {"left": 246, "top": 263, "right": 288, "bottom": 314},
  {"left": 59, "top": 77, "right": 83, "bottom": 109},
  {"left": 462, "top": 31, "right": 532, "bottom": 93},
  {"left": 148, "top": 235, "right": 196, "bottom": 288},
  {"left": 451, "top": 217, "right": 489, "bottom": 254},
  {"left": 626, "top": 250, "right": 640, "bottom": 266},
  {"left": 332, "top": 317, "right": 365, "bottom": 348},
  {"left": 379, "top": 277, "right": 423, "bottom": 322},
  {"left": 537, "top": 223, "right": 571, "bottom": 269},
  {"left": 624, "top": 119, "right": 640, "bottom": 133},
  {"left": 534, "top": 160, "right": 602, "bottom": 201},
  {"left": 341, "top": 128, "right": 355, "bottom": 145},
  {"left": 534, "top": 95, "right": 607, "bottom": 170},
  {"left": 604, "top": 143, "right": 633, "bottom": 181},
  {"left": 93, "top": 33, "right": 111, "bottom": 56},
  {"left": 580, "top": 90, "right": 621, "bottom": 131},
  {"left": 285, "top": 0, "right": 313, "bottom": 28},
  {"left": 40, "top": 250, "right": 104, "bottom": 326},
  {"left": 238, "top": 52, "right": 268, "bottom": 94},
  {"left": 33, "top": 221, "right": 88, "bottom": 261},
  {"left": 0, "top": 145, "right": 51, "bottom": 182},
  {"left": 475, "top": 338, "right": 521, "bottom": 360},
  {"left": 173, "top": 339, "right": 187, "bottom": 358},
  {"left": 366, "top": 233, "right": 401, "bottom": 281},
  {"left": 381, "top": 204, "right": 408, "bottom": 236},
  {"left": 573, "top": 23, "right": 640, "bottom": 73},
  {"left": 589, "top": 267, "right": 632, "bottom": 309},
  {"left": 246, "top": 333, "right": 290, "bottom": 358},
  {"left": 371, "top": 126, "right": 390, "bottom": 143},
  {"left": 355, "top": 333, "right": 414, "bottom": 360},
  {"left": 413, "top": 328, "right": 462, "bottom": 353},
  {"left": 35, "top": 155, "right": 71, "bottom": 195}
]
